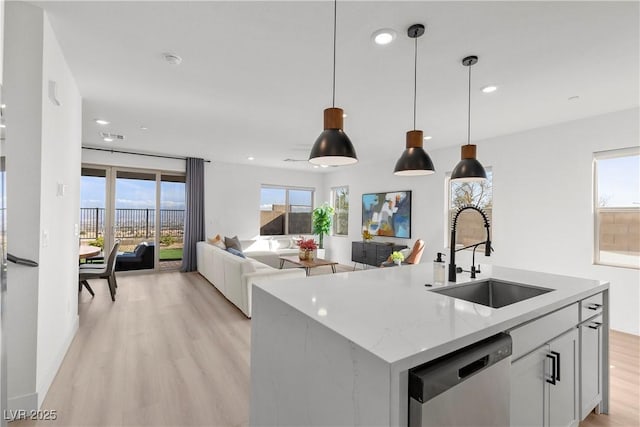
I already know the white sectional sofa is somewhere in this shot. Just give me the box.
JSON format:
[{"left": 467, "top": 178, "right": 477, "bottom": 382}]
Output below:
[
  {"left": 196, "top": 241, "right": 305, "bottom": 317},
  {"left": 240, "top": 237, "right": 301, "bottom": 268}
]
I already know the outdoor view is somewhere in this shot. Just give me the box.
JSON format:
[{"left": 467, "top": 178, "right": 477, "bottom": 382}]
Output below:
[
  {"left": 260, "top": 186, "right": 313, "bottom": 235},
  {"left": 595, "top": 151, "right": 640, "bottom": 268},
  {"left": 80, "top": 168, "right": 186, "bottom": 269},
  {"left": 448, "top": 169, "right": 493, "bottom": 250}
]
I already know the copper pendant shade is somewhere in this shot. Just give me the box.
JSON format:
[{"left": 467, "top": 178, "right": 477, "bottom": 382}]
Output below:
[
  {"left": 451, "top": 55, "right": 487, "bottom": 181},
  {"left": 393, "top": 23, "right": 435, "bottom": 176},
  {"left": 309, "top": 0, "right": 357, "bottom": 166}
]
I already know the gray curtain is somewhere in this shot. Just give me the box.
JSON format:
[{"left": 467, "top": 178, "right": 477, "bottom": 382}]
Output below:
[{"left": 181, "top": 157, "right": 205, "bottom": 272}]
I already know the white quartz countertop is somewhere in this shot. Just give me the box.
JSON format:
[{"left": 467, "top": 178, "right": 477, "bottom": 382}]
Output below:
[{"left": 254, "top": 264, "right": 608, "bottom": 367}]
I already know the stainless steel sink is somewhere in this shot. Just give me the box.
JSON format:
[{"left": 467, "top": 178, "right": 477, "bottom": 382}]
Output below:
[{"left": 430, "top": 279, "right": 553, "bottom": 308}]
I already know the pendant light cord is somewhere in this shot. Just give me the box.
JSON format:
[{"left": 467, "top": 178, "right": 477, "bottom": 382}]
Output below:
[
  {"left": 413, "top": 36, "right": 418, "bottom": 130},
  {"left": 467, "top": 62, "right": 472, "bottom": 145},
  {"left": 332, "top": 0, "right": 337, "bottom": 107}
]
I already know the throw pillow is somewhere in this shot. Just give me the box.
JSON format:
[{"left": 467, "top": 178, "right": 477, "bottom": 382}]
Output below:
[
  {"left": 227, "top": 247, "right": 246, "bottom": 258},
  {"left": 225, "top": 235, "right": 243, "bottom": 252},
  {"left": 208, "top": 234, "right": 226, "bottom": 250}
]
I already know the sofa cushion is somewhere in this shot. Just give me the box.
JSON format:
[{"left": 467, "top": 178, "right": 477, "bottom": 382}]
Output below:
[
  {"left": 270, "top": 238, "right": 291, "bottom": 250},
  {"left": 208, "top": 234, "right": 226, "bottom": 249},
  {"left": 242, "top": 239, "right": 271, "bottom": 252},
  {"left": 227, "top": 247, "right": 246, "bottom": 258},
  {"left": 225, "top": 235, "right": 242, "bottom": 251}
]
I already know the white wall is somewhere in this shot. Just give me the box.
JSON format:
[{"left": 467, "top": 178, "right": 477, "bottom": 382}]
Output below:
[
  {"left": 325, "top": 108, "right": 640, "bottom": 335},
  {"left": 4, "top": 1, "right": 43, "bottom": 410},
  {"left": 4, "top": 2, "right": 82, "bottom": 409},
  {"left": 35, "top": 15, "right": 82, "bottom": 406},
  {"left": 204, "top": 162, "right": 324, "bottom": 240}
]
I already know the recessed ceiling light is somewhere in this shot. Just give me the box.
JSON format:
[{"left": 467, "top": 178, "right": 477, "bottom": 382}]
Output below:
[
  {"left": 342, "top": 113, "right": 348, "bottom": 118},
  {"left": 247, "top": 156, "right": 255, "bottom": 161},
  {"left": 317, "top": 308, "right": 328, "bottom": 317},
  {"left": 313, "top": 165, "right": 320, "bottom": 169},
  {"left": 372, "top": 29, "right": 397, "bottom": 46},
  {"left": 95, "top": 119, "right": 110, "bottom": 125},
  {"left": 0, "top": 124, "right": 6, "bottom": 129},
  {"left": 0, "top": 104, "right": 6, "bottom": 109},
  {"left": 481, "top": 85, "right": 498, "bottom": 93},
  {"left": 423, "top": 135, "right": 432, "bottom": 140},
  {"left": 163, "top": 52, "right": 182, "bottom": 66},
  {"left": 320, "top": 165, "right": 329, "bottom": 168},
  {"left": 103, "top": 137, "right": 113, "bottom": 142},
  {"left": 140, "top": 126, "right": 148, "bottom": 130},
  {"left": 568, "top": 95, "right": 580, "bottom": 101}
]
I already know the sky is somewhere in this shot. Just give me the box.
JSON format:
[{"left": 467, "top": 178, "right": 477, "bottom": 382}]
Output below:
[
  {"left": 598, "top": 155, "right": 640, "bottom": 207},
  {"left": 80, "top": 177, "right": 185, "bottom": 210},
  {"left": 260, "top": 188, "right": 312, "bottom": 211}
]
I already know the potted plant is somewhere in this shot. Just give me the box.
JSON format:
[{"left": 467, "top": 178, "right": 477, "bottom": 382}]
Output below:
[
  {"left": 312, "top": 203, "right": 335, "bottom": 250},
  {"left": 391, "top": 251, "right": 405, "bottom": 266},
  {"left": 297, "top": 238, "right": 318, "bottom": 261}
]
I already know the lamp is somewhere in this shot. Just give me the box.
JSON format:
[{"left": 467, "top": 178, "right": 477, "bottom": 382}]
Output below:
[
  {"left": 309, "top": 0, "right": 357, "bottom": 166},
  {"left": 394, "top": 24, "right": 435, "bottom": 176},
  {"left": 451, "top": 55, "right": 487, "bottom": 181}
]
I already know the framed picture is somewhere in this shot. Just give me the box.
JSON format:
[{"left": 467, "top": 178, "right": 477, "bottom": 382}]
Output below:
[{"left": 362, "top": 191, "right": 411, "bottom": 238}]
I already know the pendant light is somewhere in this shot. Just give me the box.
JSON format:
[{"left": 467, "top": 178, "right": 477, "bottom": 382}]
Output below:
[
  {"left": 394, "top": 24, "right": 435, "bottom": 176},
  {"left": 451, "top": 55, "right": 487, "bottom": 181},
  {"left": 309, "top": 0, "right": 358, "bottom": 166}
]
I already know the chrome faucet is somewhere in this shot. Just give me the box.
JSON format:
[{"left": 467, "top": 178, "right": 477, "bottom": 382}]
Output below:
[{"left": 448, "top": 205, "right": 492, "bottom": 282}]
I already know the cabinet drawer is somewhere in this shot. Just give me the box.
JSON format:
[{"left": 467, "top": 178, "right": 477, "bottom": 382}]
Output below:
[
  {"left": 508, "top": 304, "right": 579, "bottom": 360},
  {"left": 581, "top": 293, "right": 603, "bottom": 321}
]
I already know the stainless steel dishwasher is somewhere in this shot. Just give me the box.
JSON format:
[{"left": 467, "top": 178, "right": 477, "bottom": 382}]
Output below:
[{"left": 408, "top": 333, "right": 512, "bottom": 427}]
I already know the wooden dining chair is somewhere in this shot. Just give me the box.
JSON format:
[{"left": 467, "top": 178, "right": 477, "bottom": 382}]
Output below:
[{"left": 79, "top": 241, "right": 120, "bottom": 301}]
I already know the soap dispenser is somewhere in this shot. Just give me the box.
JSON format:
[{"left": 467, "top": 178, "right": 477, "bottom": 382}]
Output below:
[{"left": 434, "top": 252, "right": 446, "bottom": 285}]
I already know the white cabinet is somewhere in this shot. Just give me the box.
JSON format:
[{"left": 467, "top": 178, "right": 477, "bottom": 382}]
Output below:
[
  {"left": 510, "top": 328, "right": 578, "bottom": 427},
  {"left": 580, "top": 315, "right": 603, "bottom": 419}
]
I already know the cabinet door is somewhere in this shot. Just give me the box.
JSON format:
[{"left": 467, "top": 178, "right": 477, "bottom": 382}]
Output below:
[
  {"left": 580, "top": 317, "right": 602, "bottom": 419},
  {"left": 351, "top": 242, "right": 364, "bottom": 263},
  {"left": 375, "top": 245, "right": 391, "bottom": 266},
  {"left": 365, "top": 243, "right": 377, "bottom": 266},
  {"left": 548, "top": 328, "right": 578, "bottom": 427},
  {"left": 511, "top": 346, "right": 549, "bottom": 427}
]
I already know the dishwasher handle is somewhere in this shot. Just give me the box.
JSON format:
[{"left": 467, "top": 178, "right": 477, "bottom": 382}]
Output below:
[{"left": 409, "top": 333, "right": 512, "bottom": 403}]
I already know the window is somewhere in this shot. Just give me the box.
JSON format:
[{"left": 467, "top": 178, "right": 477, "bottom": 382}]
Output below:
[
  {"left": 260, "top": 186, "right": 314, "bottom": 235},
  {"left": 594, "top": 148, "right": 640, "bottom": 269},
  {"left": 446, "top": 169, "right": 493, "bottom": 250},
  {"left": 331, "top": 186, "right": 349, "bottom": 236}
]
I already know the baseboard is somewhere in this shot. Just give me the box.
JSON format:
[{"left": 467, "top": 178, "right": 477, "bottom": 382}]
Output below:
[
  {"left": 8, "top": 392, "right": 38, "bottom": 412},
  {"left": 36, "top": 314, "right": 79, "bottom": 408}
]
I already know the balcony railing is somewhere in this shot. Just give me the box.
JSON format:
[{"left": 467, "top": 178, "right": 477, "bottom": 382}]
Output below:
[{"left": 79, "top": 208, "right": 184, "bottom": 239}]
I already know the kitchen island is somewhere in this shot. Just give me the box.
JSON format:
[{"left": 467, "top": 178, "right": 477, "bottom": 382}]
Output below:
[{"left": 250, "top": 264, "right": 609, "bottom": 426}]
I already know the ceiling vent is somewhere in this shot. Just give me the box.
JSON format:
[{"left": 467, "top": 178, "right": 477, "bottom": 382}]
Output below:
[{"left": 100, "top": 132, "right": 125, "bottom": 140}]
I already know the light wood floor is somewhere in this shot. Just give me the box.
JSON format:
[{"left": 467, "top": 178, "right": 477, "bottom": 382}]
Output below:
[{"left": 12, "top": 271, "right": 639, "bottom": 427}]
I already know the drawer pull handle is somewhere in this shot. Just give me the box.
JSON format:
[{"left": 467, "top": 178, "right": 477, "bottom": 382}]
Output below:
[
  {"left": 587, "top": 303, "right": 602, "bottom": 311},
  {"left": 588, "top": 322, "right": 603, "bottom": 330},
  {"left": 546, "top": 353, "right": 557, "bottom": 385},
  {"left": 551, "top": 351, "right": 561, "bottom": 381}
]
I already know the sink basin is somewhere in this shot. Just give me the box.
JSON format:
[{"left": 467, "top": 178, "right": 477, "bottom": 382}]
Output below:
[{"left": 430, "top": 279, "right": 553, "bottom": 308}]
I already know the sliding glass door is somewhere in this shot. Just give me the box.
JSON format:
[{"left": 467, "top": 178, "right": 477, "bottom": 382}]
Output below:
[{"left": 80, "top": 166, "right": 185, "bottom": 272}]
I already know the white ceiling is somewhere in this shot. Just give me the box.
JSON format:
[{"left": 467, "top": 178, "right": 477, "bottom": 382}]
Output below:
[{"left": 35, "top": 1, "right": 639, "bottom": 171}]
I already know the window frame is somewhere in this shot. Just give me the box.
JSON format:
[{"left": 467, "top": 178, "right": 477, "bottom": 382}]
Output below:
[
  {"left": 260, "top": 184, "right": 315, "bottom": 236},
  {"left": 331, "top": 186, "right": 349, "bottom": 237},
  {"left": 444, "top": 167, "right": 493, "bottom": 250},
  {"left": 593, "top": 146, "right": 640, "bottom": 269}
]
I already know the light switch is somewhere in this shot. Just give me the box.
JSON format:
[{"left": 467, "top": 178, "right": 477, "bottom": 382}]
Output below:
[
  {"left": 42, "top": 229, "right": 49, "bottom": 248},
  {"left": 56, "top": 182, "right": 66, "bottom": 197}
]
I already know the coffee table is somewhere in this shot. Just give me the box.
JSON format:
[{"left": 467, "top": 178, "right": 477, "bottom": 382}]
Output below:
[{"left": 279, "top": 255, "right": 338, "bottom": 276}]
